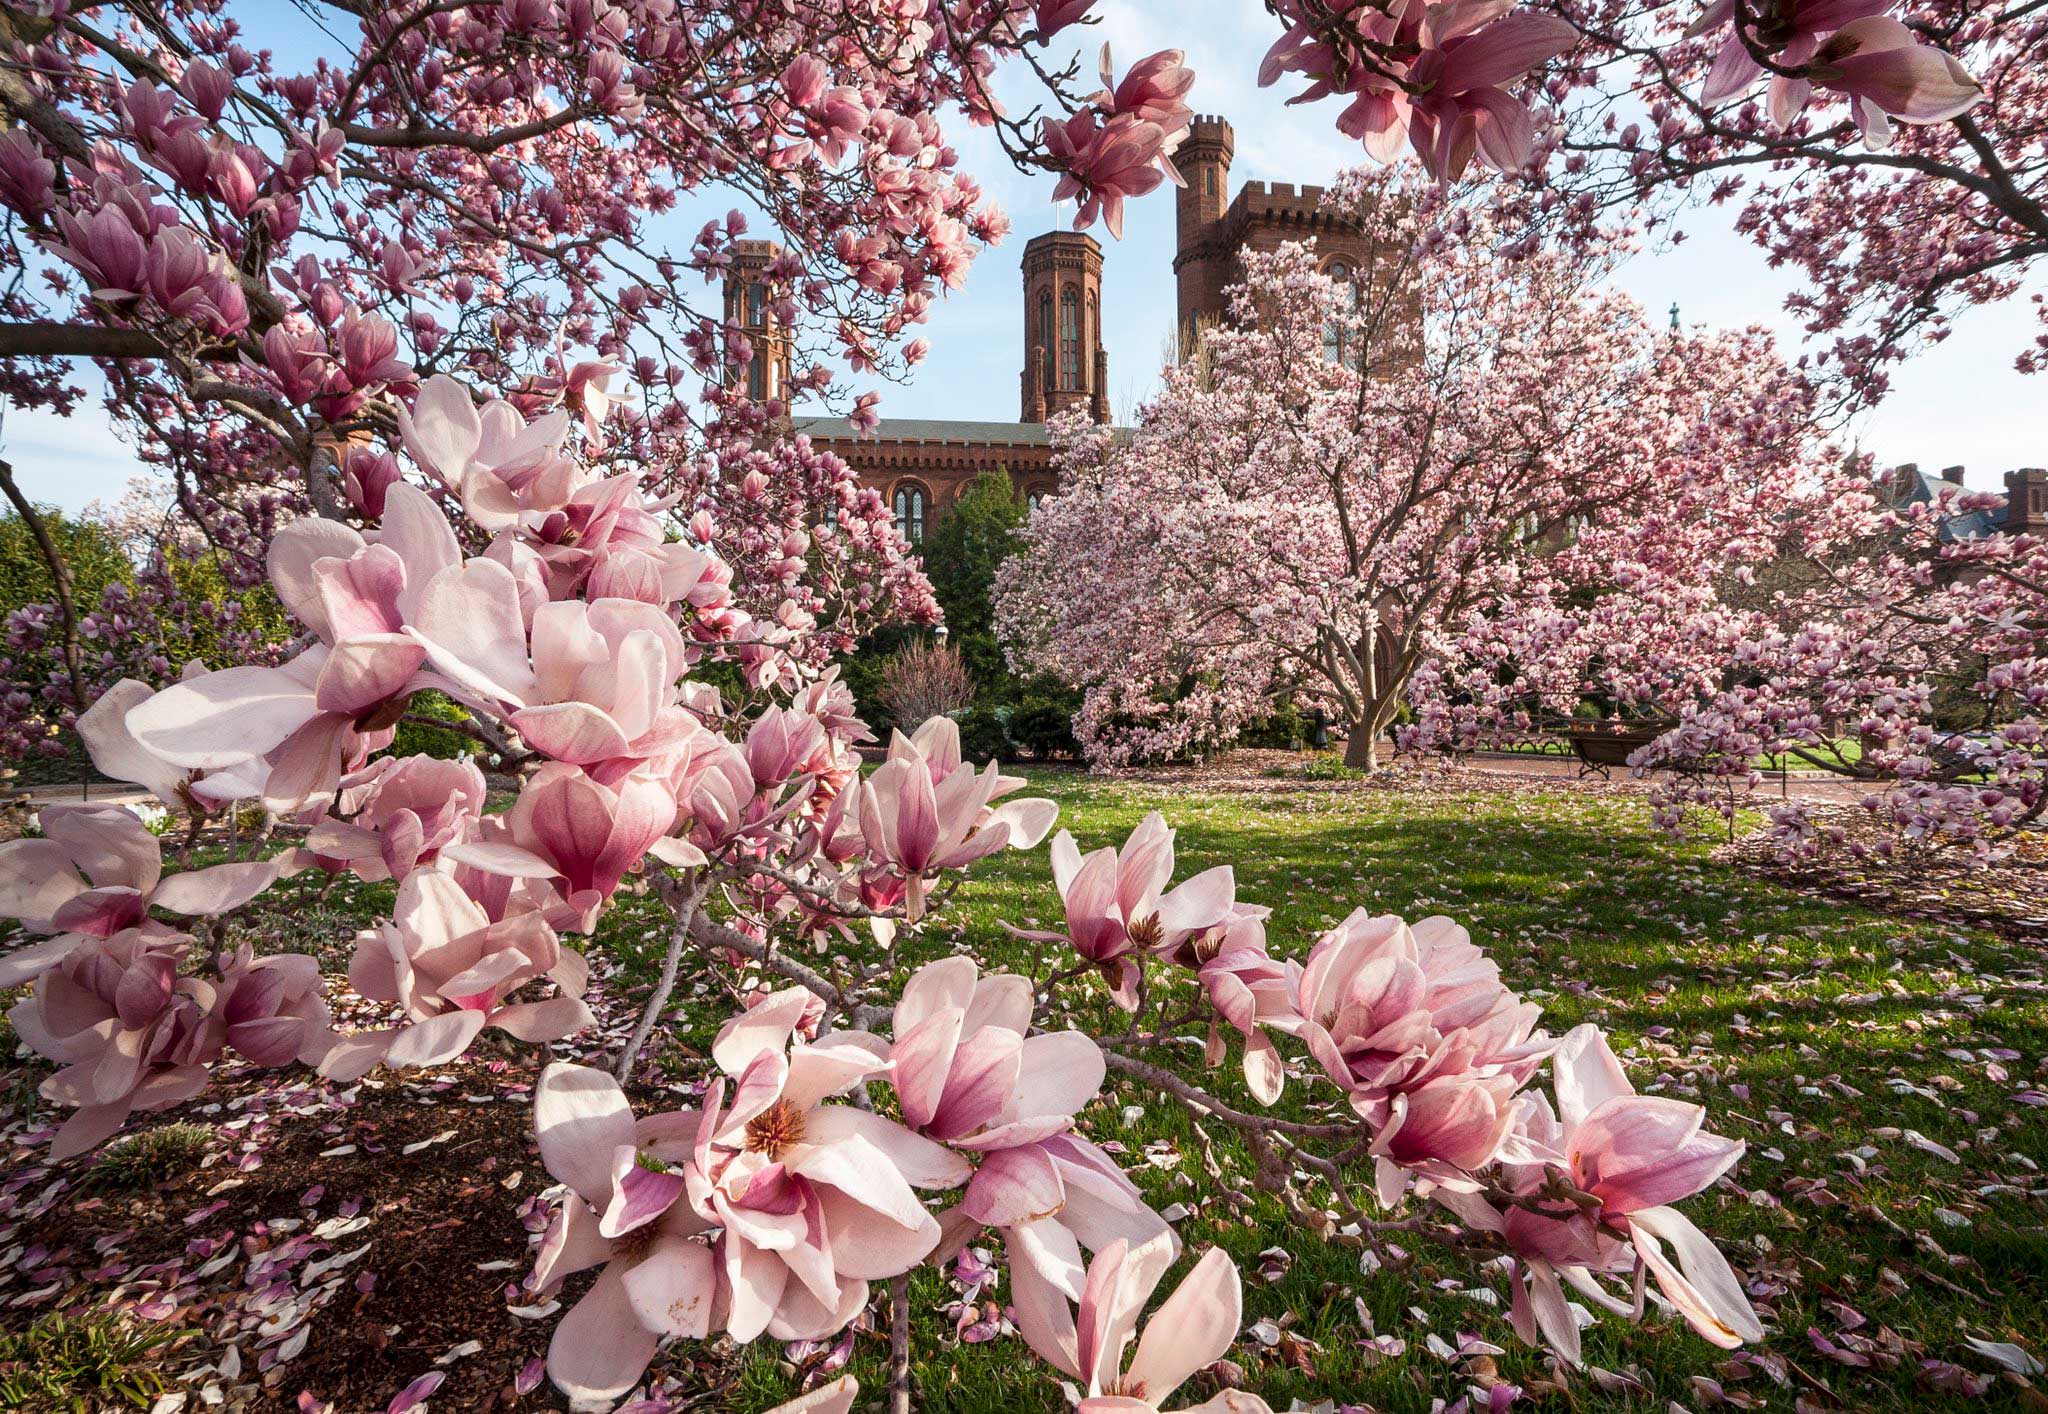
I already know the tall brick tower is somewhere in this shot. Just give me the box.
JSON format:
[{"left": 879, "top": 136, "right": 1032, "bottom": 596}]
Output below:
[
  {"left": 722, "top": 239, "right": 791, "bottom": 405},
  {"left": 1173, "top": 114, "right": 1236, "bottom": 357},
  {"left": 1020, "top": 230, "right": 1108, "bottom": 423}
]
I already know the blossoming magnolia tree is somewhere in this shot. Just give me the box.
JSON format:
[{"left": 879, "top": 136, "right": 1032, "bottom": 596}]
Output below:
[
  {"left": 0, "top": 378, "right": 1764, "bottom": 1410},
  {"left": 1528, "top": 0, "right": 2036, "bottom": 397},
  {"left": 1605, "top": 476, "right": 2048, "bottom": 863},
  {"left": 995, "top": 171, "right": 1827, "bottom": 769}
]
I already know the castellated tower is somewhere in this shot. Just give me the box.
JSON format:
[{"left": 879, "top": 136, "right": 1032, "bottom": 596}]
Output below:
[
  {"left": 1173, "top": 115, "right": 1236, "bottom": 356},
  {"left": 1020, "top": 230, "right": 1109, "bottom": 424},
  {"left": 722, "top": 239, "right": 792, "bottom": 405}
]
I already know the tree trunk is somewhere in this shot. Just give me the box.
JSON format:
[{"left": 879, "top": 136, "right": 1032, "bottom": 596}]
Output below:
[{"left": 1343, "top": 723, "right": 1379, "bottom": 771}]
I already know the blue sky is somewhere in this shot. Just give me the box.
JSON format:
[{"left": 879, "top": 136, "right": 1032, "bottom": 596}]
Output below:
[{"left": 3, "top": 0, "right": 2040, "bottom": 513}]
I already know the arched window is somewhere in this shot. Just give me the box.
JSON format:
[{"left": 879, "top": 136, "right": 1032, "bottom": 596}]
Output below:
[
  {"left": 1088, "top": 293, "right": 1098, "bottom": 381},
  {"left": 1322, "top": 262, "right": 1355, "bottom": 367},
  {"left": 1203, "top": 166, "right": 1216, "bottom": 196},
  {"left": 1037, "top": 291, "right": 1053, "bottom": 369},
  {"left": 1025, "top": 486, "right": 1052, "bottom": 513},
  {"left": 892, "top": 481, "right": 928, "bottom": 545},
  {"left": 747, "top": 354, "right": 767, "bottom": 401},
  {"left": 1059, "top": 288, "right": 1080, "bottom": 390},
  {"left": 745, "top": 282, "right": 766, "bottom": 327}
]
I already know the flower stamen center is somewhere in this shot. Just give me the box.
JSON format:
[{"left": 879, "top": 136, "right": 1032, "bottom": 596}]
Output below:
[{"left": 744, "top": 1097, "right": 807, "bottom": 1161}]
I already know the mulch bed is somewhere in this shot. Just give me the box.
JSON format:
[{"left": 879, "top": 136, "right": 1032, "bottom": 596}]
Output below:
[
  {"left": 1719, "top": 802, "right": 2048, "bottom": 941},
  {"left": 0, "top": 921, "right": 779, "bottom": 1414}
]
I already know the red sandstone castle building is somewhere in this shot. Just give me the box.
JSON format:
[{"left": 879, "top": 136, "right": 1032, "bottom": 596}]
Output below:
[{"left": 722, "top": 115, "right": 1380, "bottom": 544}]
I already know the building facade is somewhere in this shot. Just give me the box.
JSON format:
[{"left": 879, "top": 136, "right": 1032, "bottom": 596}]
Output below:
[{"left": 724, "top": 113, "right": 1370, "bottom": 546}]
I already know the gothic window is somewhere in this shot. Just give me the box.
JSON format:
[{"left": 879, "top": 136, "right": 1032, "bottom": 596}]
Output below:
[
  {"left": 747, "top": 354, "right": 766, "bottom": 401},
  {"left": 1037, "top": 291, "right": 1053, "bottom": 373},
  {"left": 745, "top": 282, "right": 766, "bottom": 327},
  {"left": 1203, "top": 166, "right": 1216, "bottom": 196},
  {"left": 1060, "top": 287, "right": 1080, "bottom": 390},
  {"left": 893, "top": 481, "right": 929, "bottom": 545},
  {"left": 1322, "top": 261, "right": 1357, "bottom": 367}
]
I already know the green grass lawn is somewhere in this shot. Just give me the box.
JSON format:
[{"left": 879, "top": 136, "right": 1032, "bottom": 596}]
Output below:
[
  {"left": 654, "top": 770, "right": 2045, "bottom": 1412},
  {"left": 15, "top": 768, "right": 2045, "bottom": 1410}
]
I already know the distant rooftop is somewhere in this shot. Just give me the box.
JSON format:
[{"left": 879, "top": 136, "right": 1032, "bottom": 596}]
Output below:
[{"left": 794, "top": 417, "right": 1130, "bottom": 446}]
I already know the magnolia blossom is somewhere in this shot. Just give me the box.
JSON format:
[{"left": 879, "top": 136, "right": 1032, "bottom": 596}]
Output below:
[
  {"left": 0, "top": 802, "right": 284, "bottom": 987},
  {"left": 1435, "top": 1024, "right": 1762, "bottom": 1359},
  {"left": 124, "top": 482, "right": 462, "bottom": 808},
  {"left": 321, "top": 870, "right": 593, "bottom": 1080},
  {"left": 528, "top": 990, "right": 969, "bottom": 1403},
  {"left": 1696, "top": 0, "right": 1983, "bottom": 144},
  {"left": 689, "top": 987, "right": 968, "bottom": 1336},
  {"left": 303, "top": 753, "right": 487, "bottom": 882},
  {"left": 1176, "top": 908, "right": 1294, "bottom": 1104},
  {"left": 444, "top": 762, "right": 679, "bottom": 931},
  {"left": 1011, "top": 813, "right": 1234, "bottom": 1009},
  {"left": 1284, "top": 911, "right": 1548, "bottom": 1197},
  {"left": 211, "top": 945, "right": 335, "bottom": 1068},
  {"left": 1017, "top": 1234, "right": 1271, "bottom": 1414},
  {"left": 528, "top": 1062, "right": 717, "bottom": 1406},
  {"left": 855, "top": 717, "right": 1057, "bottom": 918},
  {"left": 9, "top": 929, "right": 327, "bottom": 1159},
  {"left": 1258, "top": 0, "right": 1573, "bottom": 177}
]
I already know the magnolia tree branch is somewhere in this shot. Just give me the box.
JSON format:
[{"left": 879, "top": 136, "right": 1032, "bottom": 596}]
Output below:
[{"left": 0, "top": 457, "right": 88, "bottom": 714}]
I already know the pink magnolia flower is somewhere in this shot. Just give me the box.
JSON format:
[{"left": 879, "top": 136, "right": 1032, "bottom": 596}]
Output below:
[
  {"left": 1011, "top": 813, "right": 1234, "bottom": 1010},
  {"left": 1287, "top": 910, "right": 1546, "bottom": 1120},
  {"left": 865, "top": 958, "right": 1176, "bottom": 1327},
  {"left": 855, "top": 719, "right": 1057, "bottom": 918},
  {"left": 304, "top": 753, "right": 487, "bottom": 883},
  {"left": 528, "top": 1062, "right": 717, "bottom": 1405},
  {"left": 746, "top": 705, "right": 832, "bottom": 788},
  {"left": 1697, "top": 0, "right": 1981, "bottom": 142},
  {"left": 125, "top": 482, "right": 462, "bottom": 808},
  {"left": 414, "top": 590, "right": 704, "bottom": 772},
  {"left": 1405, "top": 12, "right": 1579, "bottom": 179},
  {"left": 0, "top": 802, "right": 283, "bottom": 988},
  {"left": 396, "top": 374, "right": 581, "bottom": 531},
  {"left": 9, "top": 930, "right": 216, "bottom": 1158},
  {"left": 1544, "top": 1024, "right": 1764, "bottom": 1349},
  {"left": 444, "top": 762, "right": 679, "bottom": 932},
  {"left": 1177, "top": 910, "right": 1295, "bottom": 1104},
  {"left": 1034, "top": 0, "right": 1096, "bottom": 39},
  {"left": 686, "top": 987, "right": 969, "bottom": 1341},
  {"left": 209, "top": 944, "right": 335, "bottom": 1068},
  {"left": 1096, "top": 47, "right": 1196, "bottom": 158},
  {"left": 322, "top": 870, "right": 593, "bottom": 1080},
  {"left": 1806, "top": 16, "right": 1985, "bottom": 143},
  {"left": 1043, "top": 110, "right": 1167, "bottom": 240},
  {"left": 1016, "top": 1234, "right": 1271, "bottom": 1413}
]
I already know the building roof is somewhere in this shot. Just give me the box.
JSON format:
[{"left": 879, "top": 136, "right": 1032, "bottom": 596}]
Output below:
[
  {"left": 1883, "top": 464, "right": 2002, "bottom": 542},
  {"left": 793, "top": 417, "right": 1131, "bottom": 446}
]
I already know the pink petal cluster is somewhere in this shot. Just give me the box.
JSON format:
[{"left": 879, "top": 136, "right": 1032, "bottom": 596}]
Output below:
[
  {"left": 320, "top": 871, "right": 593, "bottom": 1080},
  {"left": 1435, "top": 1025, "right": 1763, "bottom": 1361},
  {"left": 1697, "top": 0, "right": 1983, "bottom": 144},
  {"left": 1018, "top": 1233, "right": 1272, "bottom": 1414},
  {"left": 0, "top": 803, "right": 284, "bottom": 988},
  {"left": 528, "top": 986, "right": 967, "bottom": 1404},
  {"left": 1043, "top": 47, "right": 1196, "bottom": 239},
  {"left": 1286, "top": 910, "right": 1549, "bottom": 1196},
  {"left": 1259, "top": 0, "right": 1576, "bottom": 178},
  {"left": 854, "top": 717, "right": 1058, "bottom": 918},
  {"left": 1011, "top": 812, "right": 1234, "bottom": 1009},
  {"left": 303, "top": 753, "right": 488, "bottom": 883},
  {"left": 9, "top": 930, "right": 329, "bottom": 1159}
]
